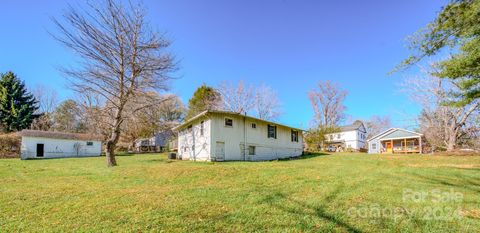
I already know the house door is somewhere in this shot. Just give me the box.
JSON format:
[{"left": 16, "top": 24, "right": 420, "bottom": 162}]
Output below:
[
  {"left": 385, "top": 142, "right": 392, "bottom": 153},
  {"left": 215, "top": 142, "right": 225, "bottom": 161},
  {"left": 36, "top": 144, "right": 44, "bottom": 157}
]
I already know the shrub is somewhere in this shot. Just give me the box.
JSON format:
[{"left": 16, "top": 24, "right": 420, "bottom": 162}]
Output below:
[{"left": 0, "top": 133, "right": 21, "bottom": 158}]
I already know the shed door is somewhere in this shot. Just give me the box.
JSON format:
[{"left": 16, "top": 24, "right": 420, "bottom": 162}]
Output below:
[
  {"left": 215, "top": 142, "right": 225, "bottom": 161},
  {"left": 36, "top": 144, "right": 44, "bottom": 157}
]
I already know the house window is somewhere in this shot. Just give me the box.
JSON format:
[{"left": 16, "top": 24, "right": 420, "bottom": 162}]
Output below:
[
  {"left": 225, "top": 118, "right": 233, "bottom": 127},
  {"left": 248, "top": 146, "right": 256, "bottom": 155},
  {"left": 251, "top": 123, "right": 256, "bottom": 129},
  {"left": 337, "top": 134, "right": 341, "bottom": 139},
  {"left": 187, "top": 125, "right": 193, "bottom": 132},
  {"left": 268, "top": 125, "right": 277, "bottom": 139},
  {"left": 372, "top": 143, "right": 377, "bottom": 150},
  {"left": 200, "top": 121, "right": 204, "bottom": 136},
  {"left": 86, "top": 141, "right": 93, "bottom": 146},
  {"left": 291, "top": 130, "right": 298, "bottom": 142}
]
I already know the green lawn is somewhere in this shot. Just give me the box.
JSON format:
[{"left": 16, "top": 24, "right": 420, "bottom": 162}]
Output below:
[{"left": 1, "top": 153, "right": 479, "bottom": 232}]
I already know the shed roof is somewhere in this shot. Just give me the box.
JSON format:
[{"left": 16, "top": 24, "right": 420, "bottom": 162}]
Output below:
[
  {"left": 339, "top": 120, "right": 365, "bottom": 132},
  {"left": 368, "top": 128, "right": 422, "bottom": 141},
  {"left": 172, "top": 110, "right": 303, "bottom": 131},
  {"left": 20, "top": 130, "right": 103, "bottom": 141}
]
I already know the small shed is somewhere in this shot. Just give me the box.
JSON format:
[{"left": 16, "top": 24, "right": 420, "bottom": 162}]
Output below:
[
  {"left": 367, "top": 128, "right": 423, "bottom": 154},
  {"left": 20, "top": 130, "right": 102, "bottom": 159}
]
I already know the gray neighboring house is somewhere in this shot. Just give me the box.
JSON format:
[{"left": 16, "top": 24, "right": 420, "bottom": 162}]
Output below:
[
  {"left": 368, "top": 128, "right": 423, "bottom": 154},
  {"left": 134, "top": 130, "right": 174, "bottom": 152}
]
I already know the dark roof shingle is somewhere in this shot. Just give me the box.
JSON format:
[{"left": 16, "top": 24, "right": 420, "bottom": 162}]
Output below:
[{"left": 20, "top": 130, "right": 103, "bottom": 141}]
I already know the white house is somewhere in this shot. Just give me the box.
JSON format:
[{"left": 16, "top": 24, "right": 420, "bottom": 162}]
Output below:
[
  {"left": 367, "top": 128, "right": 423, "bottom": 154},
  {"left": 20, "top": 130, "right": 102, "bottom": 159},
  {"left": 324, "top": 120, "right": 367, "bottom": 151},
  {"left": 173, "top": 110, "right": 304, "bottom": 161}
]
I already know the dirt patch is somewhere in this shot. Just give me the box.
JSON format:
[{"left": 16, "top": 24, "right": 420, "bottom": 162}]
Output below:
[{"left": 460, "top": 209, "right": 480, "bottom": 219}]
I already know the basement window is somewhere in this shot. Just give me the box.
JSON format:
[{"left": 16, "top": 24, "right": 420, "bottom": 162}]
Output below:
[
  {"left": 251, "top": 123, "right": 256, "bottom": 129},
  {"left": 86, "top": 141, "right": 93, "bottom": 146},
  {"left": 200, "top": 121, "right": 204, "bottom": 136},
  {"left": 248, "top": 146, "right": 256, "bottom": 155},
  {"left": 225, "top": 118, "right": 233, "bottom": 127}
]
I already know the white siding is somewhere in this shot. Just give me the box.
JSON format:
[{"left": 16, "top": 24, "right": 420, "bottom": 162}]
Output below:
[
  {"left": 325, "top": 130, "right": 366, "bottom": 150},
  {"left": 177, "top": 118, "right": 211, "bottom": 161},
  {"left": 21, "top": 136, "right": 102, "bottom": 159},
  {"left": 176, "top": 113, "right": 304, "bottom": 161},
  {"left": 209, "top": 113, "right": 303, "bottom": 161}
]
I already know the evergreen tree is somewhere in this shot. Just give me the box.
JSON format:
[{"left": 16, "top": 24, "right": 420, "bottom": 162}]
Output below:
[
  {"left": 0, "top": 72, "right": 38, "bottom": 132},
  {"left": 399, "top": 0, "right": 480, "bottom": 105},
  {"left": 185, "top": 84, "right": 222, "bottom": 119}
]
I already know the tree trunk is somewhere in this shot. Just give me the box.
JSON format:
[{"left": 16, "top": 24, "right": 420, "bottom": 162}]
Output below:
[
  {"left": 105, "top": 111, "right": 123, "bottom": 167},
  {"left": 446, "top": 133, "right": 457, "bottom": 152},
  {"left": 105, "top": 140, "right": 117, "bottom": 167}
]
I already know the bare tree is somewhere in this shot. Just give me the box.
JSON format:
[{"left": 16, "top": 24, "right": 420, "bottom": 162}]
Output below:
[
  {"left": 32, "top": 85, "right": 58, "bottom": 114},
  {"left": 218, "top": 80, "right": 254, "bottom": 114},
  {"left": 31, "top": 85, "right": 59, "bottom": 131},
  {"left": 365, "top": 115, "right": 391, "bottom": 139},
  {"left": 52, "top": 0, "right": 175, "bottom": 166},
  {"left": 255, "top": 84, "right": 281, "bottom": 120},
  {"left": 308, "top": 80, "right": 348, "bottom": 127},
  {"left": 76, "top": 92, "right": 110, "bottom": 139},
  {"left": 121, "top": 93, "right": 183, "bottom": 148},
  {"left": 400, "top": 66, "right": 480, "bottom": 151},
  {"left": 157, "top": 94, "right": 186, "bottom": 127}
]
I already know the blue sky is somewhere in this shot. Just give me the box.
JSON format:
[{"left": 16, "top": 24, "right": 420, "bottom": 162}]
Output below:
[{"left": 0, "top": 0, "right": 449, "bottom": 129}]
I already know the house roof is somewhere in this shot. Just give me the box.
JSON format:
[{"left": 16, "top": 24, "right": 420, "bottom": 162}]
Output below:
[
  {"left": 367, "top": 128, "right": 422, "bottom": 141},
  {"left": 172, "top": 110, "right": 304, "bottom": 131},
  {"left": 20, "top": 130, "right": 103, "bottom": 141},
  {"left": 339, "top": 120, "right": 365, "bottom": 132}
]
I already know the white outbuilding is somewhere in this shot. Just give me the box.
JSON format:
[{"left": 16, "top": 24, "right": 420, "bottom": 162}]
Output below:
[
  {"left": 20, "top": 130, "right": 102, "bottom": 159},
  {"left": 173, "top": 110, "right": 304, "bottom": 161}
]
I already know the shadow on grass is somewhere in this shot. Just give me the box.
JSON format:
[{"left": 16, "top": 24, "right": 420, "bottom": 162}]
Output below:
[
  {"left": 25, "top": 155, "right": 104, "bottom": 160},
  {"left": 100, "top": 153, "right": 135, "bottom": 157},
  {"left": 141, "top": 158, "right": 177, "bottom": 164},
  {"left": 278, "top": 152, "right": 330, "bottom": 161},
  {"left": 259, "top": 186, "right": 362, "bottom": 233},
  {"left": 413, "top": 173, "right": 480, "bottom": 194}
]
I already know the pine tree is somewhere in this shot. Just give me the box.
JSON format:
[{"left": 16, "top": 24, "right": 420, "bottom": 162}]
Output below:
[
  {"left": 398, "top": 0, "right": 480, "bottom": 105},
  {"left": 185, "top": 84, "right": 222, "bottom": 119},
  {"left": 0, "top": 72, "right": 38, "bottom": 132}
]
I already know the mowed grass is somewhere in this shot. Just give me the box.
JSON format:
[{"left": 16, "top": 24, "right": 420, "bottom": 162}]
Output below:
[{"left": 1, "top": 153, "right": 480, "bottom": 232}]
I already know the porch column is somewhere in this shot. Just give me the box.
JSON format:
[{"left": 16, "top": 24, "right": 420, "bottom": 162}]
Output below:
[
  {"left": 419, "top": 136, "right": 422, "bottom": 154},
  {"left": 404, "top": 138, "right": 407, "bottom": 153},
  {"left": 391, "top": 139, "right": 393, "bottom": 154}
]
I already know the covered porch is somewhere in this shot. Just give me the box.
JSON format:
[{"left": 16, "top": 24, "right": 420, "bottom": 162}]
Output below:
[{"left": 380, "top": 137, "right": 422, "bottom": 154}]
